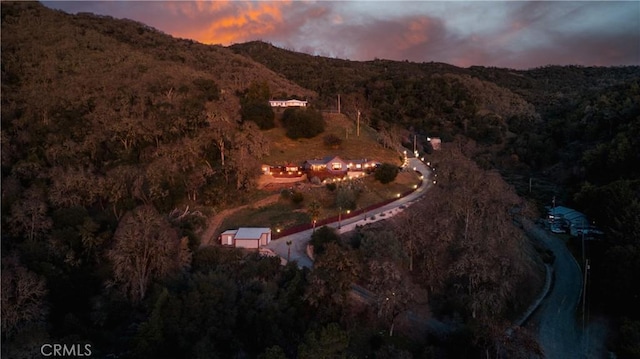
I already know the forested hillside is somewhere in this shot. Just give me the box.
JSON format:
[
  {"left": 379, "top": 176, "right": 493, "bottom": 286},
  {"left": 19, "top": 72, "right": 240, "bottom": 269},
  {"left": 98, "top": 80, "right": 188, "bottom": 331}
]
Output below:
[
  {"left": 2, "top": 1, "right": 639, "bottom": 357},
  {"left": 1, "top": 2, "right": 314, "bottom": 357}
]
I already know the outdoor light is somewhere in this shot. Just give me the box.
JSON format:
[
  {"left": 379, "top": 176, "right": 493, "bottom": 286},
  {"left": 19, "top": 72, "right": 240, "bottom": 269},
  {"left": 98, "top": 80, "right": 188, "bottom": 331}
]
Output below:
[
  {"left": 433, "top": 180, "right": 437, "bottom": 184},
  {"left": 421, "top": 157, "right": 424, "bottom": 161},
  {"left": 347, "top": 210, "right": 351, "bottom": 214},
  {"left": 413, "top": 185, "right": 418, "bottom": 189},
  {"left": 420, "top": 176, "right": 424, "bottom": 179},
  {"left": 413, "top": 167, "right": 416, "bottom": 171},
  {"left": 277, "top": 228, "right": 281, "bottom": 233},
  {"left": 427, "top": 162, "right": 431, "bottom": 166},
  {"left": 397, "top": 193, "right": 401, "bottom": 198}
]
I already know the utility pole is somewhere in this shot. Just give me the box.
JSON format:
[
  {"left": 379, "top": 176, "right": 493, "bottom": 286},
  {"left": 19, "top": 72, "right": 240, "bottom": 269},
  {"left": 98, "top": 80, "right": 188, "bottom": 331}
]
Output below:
[
  {"left": 552, "top": 196, "right": 556, "bottom": 230},
  {"left": 356, "top": 109, "right": 361, "bottom": 137},
  {"left": 582, "top": 259, "right": 589, "bottom": 339},
  {"left": 413, "top": 135, "right": 417, "bottom": 154},
  {"left": 337, "top": 94, "right": 341, "bottom": 114},
  {"left": 582, "top": 218, "right": 586, "bottom": 264}
]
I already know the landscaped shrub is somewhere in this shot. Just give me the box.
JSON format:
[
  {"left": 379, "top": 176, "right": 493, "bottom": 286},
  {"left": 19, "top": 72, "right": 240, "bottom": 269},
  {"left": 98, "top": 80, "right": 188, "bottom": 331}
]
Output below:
[
  {"left": 281, "top": 108, "right": 325, "bottom": 139},
  {"left": 325, "top": 183, "right": 337, "bottom": 191},
  {"left": 291, "top": 191, "right": 304, "bottom": 204},
  {"left": 374, "top": 163, "right": 399, "bottom": 184}
]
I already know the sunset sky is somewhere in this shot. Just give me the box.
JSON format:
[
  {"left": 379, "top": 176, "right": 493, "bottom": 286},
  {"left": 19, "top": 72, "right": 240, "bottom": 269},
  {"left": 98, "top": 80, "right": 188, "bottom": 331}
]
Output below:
[{"left": 44, "top": 1, "right": 640, "bottom": 69}]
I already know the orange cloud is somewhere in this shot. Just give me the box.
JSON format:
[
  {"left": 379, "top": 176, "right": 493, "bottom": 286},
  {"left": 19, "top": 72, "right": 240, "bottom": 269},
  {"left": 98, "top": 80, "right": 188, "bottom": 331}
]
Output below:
[
  {"left": 399, "top": 18, "right": 431, "bottom": 50},
  {"left": 165, "top": 1, "right": 292, "bottom": 45}
]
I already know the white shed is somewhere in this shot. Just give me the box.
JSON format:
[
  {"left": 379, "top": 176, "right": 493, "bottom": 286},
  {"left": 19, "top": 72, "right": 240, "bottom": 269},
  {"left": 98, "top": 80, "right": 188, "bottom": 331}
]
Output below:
[{"left": 220, "top": 227, "right": 272, "bottom": 249}]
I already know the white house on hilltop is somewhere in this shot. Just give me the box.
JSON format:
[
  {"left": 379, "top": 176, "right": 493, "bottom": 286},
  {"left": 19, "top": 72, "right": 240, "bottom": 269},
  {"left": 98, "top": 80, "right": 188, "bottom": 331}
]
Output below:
[
  {"left": 220, "top": 227, "right": 272, "bottom": 249},
  {"left": 269, "top": 99, "right": 308, "bottom": 108}
]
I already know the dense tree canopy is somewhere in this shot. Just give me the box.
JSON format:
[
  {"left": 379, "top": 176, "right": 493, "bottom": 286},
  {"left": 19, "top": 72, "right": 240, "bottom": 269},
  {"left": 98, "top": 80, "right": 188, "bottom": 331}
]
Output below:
[
  {"left": 240, "top": 81, "right": 276, "bottom": 130},
  {"left": 374, "top": 163, "right": 399, "bottom": 184},
  {"left": 281, "top": 107, "right": 325, "bottom": 139}
]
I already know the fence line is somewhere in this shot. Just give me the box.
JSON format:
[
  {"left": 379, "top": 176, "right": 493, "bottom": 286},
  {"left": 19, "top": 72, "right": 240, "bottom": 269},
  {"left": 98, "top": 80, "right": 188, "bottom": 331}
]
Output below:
[{"left": 273, "top": 176, "right": 423, "bottom": 239}]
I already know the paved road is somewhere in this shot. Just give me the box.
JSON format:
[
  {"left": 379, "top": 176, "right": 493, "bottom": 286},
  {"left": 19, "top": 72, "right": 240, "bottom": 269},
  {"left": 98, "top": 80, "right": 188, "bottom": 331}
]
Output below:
[
  {"left": 266, "top": 157, "right": 433, "bottom": 268},
  {"left": 524, "top": 221, "right": 608, "bottom": 359}
]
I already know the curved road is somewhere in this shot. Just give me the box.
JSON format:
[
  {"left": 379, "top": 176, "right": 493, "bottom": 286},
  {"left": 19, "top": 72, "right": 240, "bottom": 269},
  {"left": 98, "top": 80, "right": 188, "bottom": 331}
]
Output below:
[
  {"left": 266, "top": 158, "right": 609, "bottom": 358},
  {"left": 266, "top": 157, "right": 432, "bottom": 268},
  {"left": 525, "top": 222, "right": 608, "bottom": 359}
]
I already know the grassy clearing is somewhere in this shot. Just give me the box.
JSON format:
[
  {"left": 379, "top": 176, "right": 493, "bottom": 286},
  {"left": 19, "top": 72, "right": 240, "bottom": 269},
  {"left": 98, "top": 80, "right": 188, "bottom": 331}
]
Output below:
[
  {"left": 263, "top": 113, "right": 401, "bottom": 165},
  {"left": 220, "top": 201, "right": 311, "bottom": 233},
  {"left": 218, "top": 170, "right": 421, "bottom": 233},
  {"left": 357, "top": 171, "right": 421, "bottom": 209}
]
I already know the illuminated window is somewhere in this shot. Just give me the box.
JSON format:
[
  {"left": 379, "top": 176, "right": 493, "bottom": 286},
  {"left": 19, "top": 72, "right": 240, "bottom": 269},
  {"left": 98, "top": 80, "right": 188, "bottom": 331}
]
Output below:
[{"left": 332, "top": 162, "right": 342, "bottom": 170}]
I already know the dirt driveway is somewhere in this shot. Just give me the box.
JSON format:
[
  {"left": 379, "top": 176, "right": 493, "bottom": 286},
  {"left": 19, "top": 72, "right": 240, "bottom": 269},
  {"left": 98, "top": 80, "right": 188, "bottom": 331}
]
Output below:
[{"left": 199, "top": 194, "right": 281, "bottom": 246}]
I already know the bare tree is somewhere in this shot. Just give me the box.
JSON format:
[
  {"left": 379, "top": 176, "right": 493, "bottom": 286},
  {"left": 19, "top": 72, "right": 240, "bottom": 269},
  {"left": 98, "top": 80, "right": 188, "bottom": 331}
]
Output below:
[
  {"left": 367, "top": 260, "right": 416, "bottom": 336},
  {"left": 229, "top": 122, "right": 269, "bottom": 190},
  {"left": 206, "top": 111, "right": 236, "bottom": 167},
  {"left": 107, "top": 205, "right": 187, "bottom": 302},
  {"left": 8, "top": 186, "right": 52, "bottom": 242},
  {"left": 1, "top": 255, "right": 48, "bottom": 338}
]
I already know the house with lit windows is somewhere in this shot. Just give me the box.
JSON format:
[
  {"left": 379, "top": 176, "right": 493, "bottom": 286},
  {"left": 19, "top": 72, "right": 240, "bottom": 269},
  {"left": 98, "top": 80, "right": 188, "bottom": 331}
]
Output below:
[{"left": 302, "top": 156, "right": 379, "bottom": 174}]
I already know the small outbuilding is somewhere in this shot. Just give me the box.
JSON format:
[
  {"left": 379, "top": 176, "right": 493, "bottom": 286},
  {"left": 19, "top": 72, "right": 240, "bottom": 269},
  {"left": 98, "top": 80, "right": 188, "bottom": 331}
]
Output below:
[
  {"left": 547, "top": 206, "right": 588, "bottom": 236},
  {"left": 220, "top": 227, "right": 272, "bottom": 249},
  {"left": 429, "top": 137, "right": 442, "bottom": 151},
  {"left": 269, "top": 99, "right": 308, "bottom": 108}
]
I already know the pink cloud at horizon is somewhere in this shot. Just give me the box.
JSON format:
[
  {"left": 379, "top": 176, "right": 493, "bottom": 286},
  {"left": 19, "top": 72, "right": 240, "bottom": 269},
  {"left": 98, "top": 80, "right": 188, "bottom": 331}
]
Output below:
[{"left": 43, "top": 1, "right": 640, "bottom": 70}]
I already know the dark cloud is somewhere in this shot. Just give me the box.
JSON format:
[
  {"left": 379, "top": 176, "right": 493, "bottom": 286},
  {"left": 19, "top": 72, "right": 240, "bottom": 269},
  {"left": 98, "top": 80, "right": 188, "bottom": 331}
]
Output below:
[{"left": 42, "top": 1, "right": 639, "bottom": 69}]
